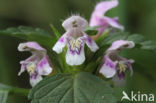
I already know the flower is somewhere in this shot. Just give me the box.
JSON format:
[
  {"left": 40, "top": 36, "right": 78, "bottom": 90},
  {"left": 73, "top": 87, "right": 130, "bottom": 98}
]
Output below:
[
  {"left": 53, "top": 15, "right": 99, "bottom": 66},
  {"left": 99, "top": 40, "right": 135, "bottom": 84},
  {"left": 89, "top": 0, "right": 124, "bottom": 35},
  {"left": 18, "top": 42, "right": 53, "bottom": 87}
]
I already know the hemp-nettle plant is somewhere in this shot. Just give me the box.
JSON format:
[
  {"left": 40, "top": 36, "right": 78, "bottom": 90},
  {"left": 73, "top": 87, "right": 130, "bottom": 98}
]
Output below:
[{"left": 0, "top": 0, "right": 155, "bottom": 103}]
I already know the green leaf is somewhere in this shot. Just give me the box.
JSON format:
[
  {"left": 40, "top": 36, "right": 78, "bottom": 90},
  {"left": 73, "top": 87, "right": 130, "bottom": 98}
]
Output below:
[
  {"left": 127, "top": 34, "right": 145, "bottom": 43},
  {"left": 0, "top": 26, "right": 56, "bottom": 47},
  {"left": 0, "top": 83, "right": 10, "bottom": 89},
  {"left": 0, "top": 91, "right": 8, "bottom": 103},
  {"left": 0, "top": 83, "right": 29, "bottom": 97},
  {"left": 50, "top": 24, "right": 62, "bottom": 39},
  {"left": 98, "top": 32, "right": 156, "bottom": 51},
  {"left": 0, "top": 83, "right": 10, "bottom": 103},
  {"left": 84, "top": 26, "right": 98, "bottom": 36},
  {"left": 140, "top": 40, "right": 156, "bottom": 51},
  {"left": 29, "top": 72, "right": 116, "bottom": 103},
  {"left": 102, "top": 32, "right": 129, "bottom": 45}
]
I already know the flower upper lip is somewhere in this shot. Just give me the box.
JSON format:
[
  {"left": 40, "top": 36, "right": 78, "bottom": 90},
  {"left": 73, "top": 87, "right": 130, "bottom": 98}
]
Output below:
[{"left": 89, "top": 0, "right": 124, "bottom": 35}]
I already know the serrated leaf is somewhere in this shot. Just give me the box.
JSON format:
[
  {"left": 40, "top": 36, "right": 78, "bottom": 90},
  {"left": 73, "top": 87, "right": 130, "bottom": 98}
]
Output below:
[
  {"left": 0, "top": 26, "right": 56, "bottom": 47},
  {"left": 127, "top": 34, "right": 145, "bottom": 43},
  {"left": 140, "top": 40, "right": 156, "bottom": 51},
  {"left": 84, "top": 26, "right": 98, "bottom": 36},
  {"left": 102, "top": 32, "right": 129, "bottom": 45},
  {"left": 6, "top": 26, "right": 50, "bottom": 35},
  {"left": 98, "top": 32, "right": 156, "bottom": 51},
  {"left": 29, "top": 72, "right": 116, "bottom": 103}
]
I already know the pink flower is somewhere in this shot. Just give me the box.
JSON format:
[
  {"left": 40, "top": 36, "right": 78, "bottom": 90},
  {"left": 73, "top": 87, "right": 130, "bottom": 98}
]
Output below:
[
  {"left": 53, "top": 15, "right": 99, "bottom": 66},
  {"left": 90, "top": 0, "right": 124, "bottom": 35},
  {"left": 18, "top": 42, "right": 53, "bottom": 87},
  {"left": 99, "top": 40, "right": 135, "bottom": 85}
]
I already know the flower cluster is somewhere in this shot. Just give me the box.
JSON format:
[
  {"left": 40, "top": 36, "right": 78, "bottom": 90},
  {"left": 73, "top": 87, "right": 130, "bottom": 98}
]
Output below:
[{"left": 18, "top": 0, "right": 134, "bottom": 87}]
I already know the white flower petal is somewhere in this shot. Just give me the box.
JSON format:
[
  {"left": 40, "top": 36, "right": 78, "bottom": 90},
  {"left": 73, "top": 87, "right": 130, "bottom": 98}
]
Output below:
[
  {"left": 99, "top": 56, "right": 117, "bottom": 78},
  {"left": 18, "top": 43, "right": 27, "bottom": 51},
  {"left": 85, "top": 35, "right": 99, "bottom": 52},
  {"left": 38, "top": 64, "right": 52, "bottom": 75},
  {"left": 66, "top": 46, "right": 85, "bottom": 66},
  {"left": 53, "top": 35, "right": 67, "bottom": 54},
  {"left": 37, "top": 56, "right": 52, "bottom": 75},
  {"left": 99, "top": 64, "right": 116, "bottom": 78},
  {"left": 30, "top": 75, "right": 43, "bottom": 87},
  {"left": 18, "top": 61, "right": 26, "bottom": 76}
]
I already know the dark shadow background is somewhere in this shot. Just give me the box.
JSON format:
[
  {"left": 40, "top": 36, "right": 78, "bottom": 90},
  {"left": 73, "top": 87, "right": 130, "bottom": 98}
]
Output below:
[{"left": 0, "top": 0, "right": 156, "bottom": 103}]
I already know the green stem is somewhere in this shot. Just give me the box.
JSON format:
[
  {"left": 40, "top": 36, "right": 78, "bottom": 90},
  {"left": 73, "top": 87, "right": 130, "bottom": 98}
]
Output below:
[
  {"left": 96, "top": 29, "right": 109, "bottom": 43},
  {"left": 10, "top": 87, "right": 30, "bottom": 96},
  {"left": 3, "top": 87, "right": 30, "bottom": 97}
]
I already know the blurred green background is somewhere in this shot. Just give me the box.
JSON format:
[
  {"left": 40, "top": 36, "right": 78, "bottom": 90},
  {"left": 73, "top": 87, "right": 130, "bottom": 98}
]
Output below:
[{"left": 0, "top": 0, "right": 156, "bottom": 103}]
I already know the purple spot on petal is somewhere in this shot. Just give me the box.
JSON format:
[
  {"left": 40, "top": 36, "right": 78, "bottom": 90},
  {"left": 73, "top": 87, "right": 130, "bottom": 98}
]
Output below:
[
  {"left": 67, "top": 38, "right": 84, "bottom": 55},
  {"left": 30, "top": 71, "right": 38, "bottom": 79},
  {"left": 38, "top": 56, "right": 49, "bottom": 69},
  {"left": 59, "top": 37, "right": 64, "bottom": 43},
  {"left": 117, "top": 70, "right": 125, "bottom": 80},
  {"left": 105, "top": 59, "right": 115, "bottom": 68},
  {"left": 88, "top": 36, "right": 93, "bottom": 44}
]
